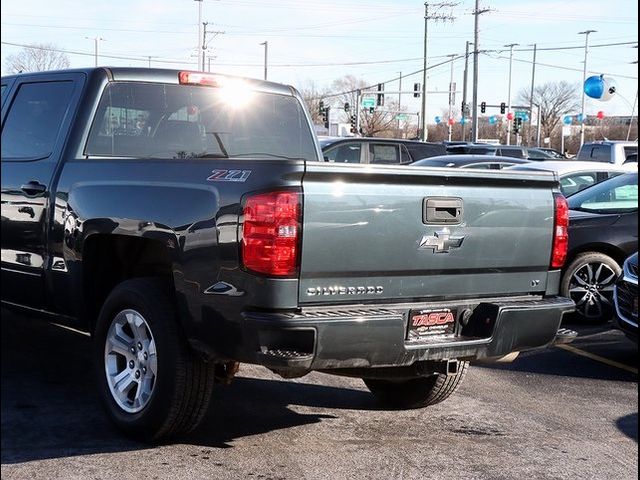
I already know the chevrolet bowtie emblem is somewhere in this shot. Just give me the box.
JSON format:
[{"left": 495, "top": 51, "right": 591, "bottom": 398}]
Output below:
[{"left": 419, "top": 228, "right": 465, "bottom": 253}]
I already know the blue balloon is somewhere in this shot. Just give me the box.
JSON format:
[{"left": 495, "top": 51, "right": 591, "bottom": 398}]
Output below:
[
  {"left": 523, "top": 115, "right": 530, "bottom": 122},
  {"left": 488, "top": 115, "right": 497, "bottom": 125},
  {"left": 459, "top": 117, "right": 466, "bottom": 125},
  {"left": 434, "top": 116, "right": 441, "bottom": 124},
  {"left": 562, "top": 115, "right": 573, "bottom": 125},
  {"left": 584, "top": 75, "right": 604, "bottom": 100}
]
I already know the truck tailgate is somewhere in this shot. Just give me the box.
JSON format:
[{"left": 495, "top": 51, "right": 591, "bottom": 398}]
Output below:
[{"left": 299, "top": 163, "right": 558, "bottom": 305}]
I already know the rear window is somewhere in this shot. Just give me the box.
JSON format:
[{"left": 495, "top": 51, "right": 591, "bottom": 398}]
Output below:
[
  {"left": 85, "top": 82, "right": 317, "bottom": 160},
  {"left": 578, "top": 145, "right": 611, "bottom": 163}
]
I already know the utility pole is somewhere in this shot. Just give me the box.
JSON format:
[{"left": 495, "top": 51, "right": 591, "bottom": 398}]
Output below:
[
  {"left": 420, "top": 2, "right": 457, "bottom": 142},
  {"left": 627, "top": 89, "right": 638, "bottom": 141},
  {"left": 398, "top": 71, "right": 402, "bottom": 133},
  {"left": 202, "top": 22, "right": 225, "bottom": 72},
  {"left": 355, "top": 89, "right": 362, "bottom": 136},
  {"left": 528, "top": 43, "right": 537, "bottom": 146},
  {"left": 447, "top": 54, "right": 457, "bottom": 142},
  {"left": 471, "top": 1, "right": 490, "bottom": 143},
  {"left": 579, "top": 30, "right": 596, "bottom": 147},
  {"left": 260, "top": 41, "right": 268, "bottom": 80},
  {"left": 202, "top": 22, "right": 208, "bottom": 71},
  {"left": 504, "top": 43, "right": 518, "bottom": 145},
  {"left": 461, "top": 41, "right": 471, "bottom": 141}
]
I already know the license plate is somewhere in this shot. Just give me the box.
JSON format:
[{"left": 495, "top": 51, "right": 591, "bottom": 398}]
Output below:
[{"left": 408, "top": 308, "right": 456, "bottom": 340}]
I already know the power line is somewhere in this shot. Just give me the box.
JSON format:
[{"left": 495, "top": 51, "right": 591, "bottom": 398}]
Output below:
[{"left": 482, "top": 52, "right": 638, "bottom": 80}]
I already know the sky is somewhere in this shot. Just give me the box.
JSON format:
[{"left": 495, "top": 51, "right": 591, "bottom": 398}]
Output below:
[{"left": 1, "top": 0, "right": 638, "bottom": 125}]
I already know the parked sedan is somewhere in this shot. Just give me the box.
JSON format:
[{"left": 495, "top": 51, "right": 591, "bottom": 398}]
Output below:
[
  {"left": 614, "top": 252, "right": 638, "bottom": 343},
  {"left": 508, "top": 161, "right": 630, "bottom": 197},
  {"left": 561, "top": 172, "right": 638, "bottom": 322},
  {"left": 412, "top": 154, "right": 531, "bottom": 169}
]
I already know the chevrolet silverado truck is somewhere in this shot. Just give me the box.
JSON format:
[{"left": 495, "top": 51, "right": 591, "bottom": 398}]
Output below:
[{"left": 1, "top": 68, "right": 574, "bottom": 441}]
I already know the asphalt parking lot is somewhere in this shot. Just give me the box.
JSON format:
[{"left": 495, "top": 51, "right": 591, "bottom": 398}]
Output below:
[{"left": 1, "top": 309, "right": 637, "bottom": 480}]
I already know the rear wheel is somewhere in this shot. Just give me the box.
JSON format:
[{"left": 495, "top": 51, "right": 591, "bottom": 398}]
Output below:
[
  {"left": 363, "top": 361, "right": 469, "bottom": 409},
  {"left": 94, "top": 278, "right": 215, "bottom": 442},
  {"left": 561, "top": 252, "right": 621, "bottom": 323}
]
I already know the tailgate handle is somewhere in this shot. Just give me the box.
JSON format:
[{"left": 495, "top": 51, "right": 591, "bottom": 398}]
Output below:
[{"left": 424, "top": 197, "right": 463, "bottom": 224}]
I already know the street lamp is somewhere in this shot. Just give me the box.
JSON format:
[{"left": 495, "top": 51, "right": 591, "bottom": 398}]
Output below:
[
  {"left": 85, "top": 37, "right": 105, "bottom": 67},
  {"left": 579, "top": 30, "right": 596, "bottom": 146},
  {"left": 504, "top": 43, "right": 518, "bottom": 145},
  {"left": 260, "top": 41, "right": 268, "bottom": 80}
]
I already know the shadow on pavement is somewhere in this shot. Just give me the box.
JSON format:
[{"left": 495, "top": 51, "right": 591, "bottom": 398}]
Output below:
[
  {"left": 616, "top": 413, "right": 638, "bottom": 442},
  {"left": 477, "top": 323, "right": 638, "bottom": 382},
  {"left": 0, "top": 310, "right": 370, "bottom": 463}
]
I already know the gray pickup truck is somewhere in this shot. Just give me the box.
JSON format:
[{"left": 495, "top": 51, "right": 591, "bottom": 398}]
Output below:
[{"left": 1, "top": 68, "right": 574, "bottom": 441}]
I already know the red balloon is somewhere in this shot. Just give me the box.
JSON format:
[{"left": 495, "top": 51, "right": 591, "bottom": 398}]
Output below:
[
  {"left": 447, "top": 117, "right": 455, "bottom": 126},
  {"left": 506, "top": 112, "right": 514, "bottom": 121},
  {"left": 596, "top": 110, "right": 605, "bottom": 119}
]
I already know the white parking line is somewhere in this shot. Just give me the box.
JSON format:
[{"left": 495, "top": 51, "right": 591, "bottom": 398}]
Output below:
[{"left": 556, "top": 344, "right": 638, "bottom": 375}]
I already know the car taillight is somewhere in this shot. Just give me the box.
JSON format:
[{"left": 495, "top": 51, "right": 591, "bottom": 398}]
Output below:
[
  {"left": 242, "top": 190, "right": 301, "bottom": 277},
  {"left": 551, "top": 193, "right": 569, "bottom": 269}
]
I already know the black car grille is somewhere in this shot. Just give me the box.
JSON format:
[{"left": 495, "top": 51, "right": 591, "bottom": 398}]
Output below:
[{"left": 617, "top": 280, "right": 638, "bottom": 324}]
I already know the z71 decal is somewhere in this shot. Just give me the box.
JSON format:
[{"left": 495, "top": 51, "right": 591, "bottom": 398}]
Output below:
[{"left": 207, "top": 169, "right": 252, "bottom": 182}]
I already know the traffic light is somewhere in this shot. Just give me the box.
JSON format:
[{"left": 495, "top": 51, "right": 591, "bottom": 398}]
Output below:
[
  {"left": 376, "top": 83, "right": 384, "bottom": 107},
  {"left": 413, "top": 83, "right": 421, "bottom": 98},
  {"left": 350, "top": 114, "right": 357, "bottom": 133},
  {"left": 500, "top": 102, "right": 506, "bottom": 114},
  {"left": 514, "top": 116, "right": 523, "bottom": 133},
  {"left": 318, "top": 100, "right": 324, "bottom": 116},
  {"left": 344, "top": 102, "right": 350, "bottom": 112},
  {"left": 368, "top": 107, "right": 375, "bottom": 114},
  {"left": 323, "top": 106, "right": 330, "bottom": 129},
  {"left": 480, "top": 101, "right": 486, "bottom": 114}
]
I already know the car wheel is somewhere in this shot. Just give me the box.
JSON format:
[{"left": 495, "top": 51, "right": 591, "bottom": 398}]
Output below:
[
  {"left": 561, "top": 252, "right": 621, "bottom": 323},
  {"left": 94, "top": 278, "right": 215, "bottom": 442},
  {"left": 363, "top": 361, "right": 469, "bottom": 409}
]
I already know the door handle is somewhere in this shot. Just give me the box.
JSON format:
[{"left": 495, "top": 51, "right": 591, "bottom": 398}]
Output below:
[{"left": 20, "top": 181, "right": 46, "bottom": 196}]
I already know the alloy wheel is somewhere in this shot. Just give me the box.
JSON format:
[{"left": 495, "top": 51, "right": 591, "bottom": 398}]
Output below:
[
  {"left": 568, "top": 262, "right": 617, "bottom": 320},
  {"left": 104, "top": 309, "right": 158, "bottom": 413}
]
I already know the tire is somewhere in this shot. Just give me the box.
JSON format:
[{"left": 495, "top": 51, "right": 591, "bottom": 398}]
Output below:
[
  {"left": 94, "top": 278, "right": 215, "bottom": 442},
  {"left": 561, "top": 252, "right": 621, "bottom": 323},
  {"left": 363, "top": 361, "right": 469, "bottom": 409}
]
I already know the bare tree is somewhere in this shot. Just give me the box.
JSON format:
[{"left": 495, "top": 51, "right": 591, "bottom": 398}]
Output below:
[
  {"left": 517, "top": 81, "right": 580, "bottom": 142},
  {"left": 297, "top": 80, "right": 329, "bottom": 125},
  {"left": 5, "top": 43, "right": 71, "bottom": 74}
]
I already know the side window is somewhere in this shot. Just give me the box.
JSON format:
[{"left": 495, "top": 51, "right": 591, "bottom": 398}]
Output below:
[
  {"left": 1, "top": 81, "right": 74, "bottom": 160},
  {"left": 590, "top": 146, "right": 610, "bottom": 162},
  {"left": 323, "top": 143, "right": 361, "bottom": 163},
  {"left": 560, "top": 173, "right": 597, "bottom": 196},
  {"left": 400, "top": 145, "right": 412, "bottom": 164},
  {"left": 623, "top": 146, "right": 637, "bottom": 160},
  {"left": 369, "top": 143, "right": 399, "bottom": 164}
]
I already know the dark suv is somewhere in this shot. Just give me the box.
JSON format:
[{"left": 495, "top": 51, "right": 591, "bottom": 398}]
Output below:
[{"left": 319, "top": 137, "right": 446, "bottom": 164}]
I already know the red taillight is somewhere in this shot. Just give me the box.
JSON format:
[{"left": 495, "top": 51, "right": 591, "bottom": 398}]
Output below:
[
  {"left": 551, "top": 193, "right": 569, "bottom": 269},
  {"left": 178, "top": 71, "right": 220, "bottom": 86},
  {"left": 242, "top": 190, "right": 301, "bottom": 277}
]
